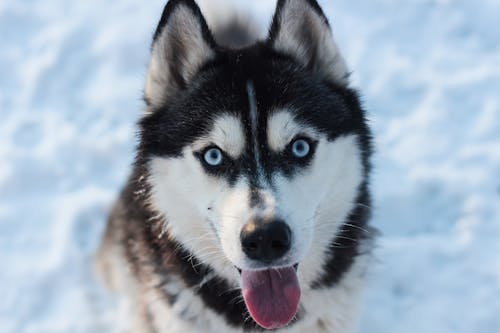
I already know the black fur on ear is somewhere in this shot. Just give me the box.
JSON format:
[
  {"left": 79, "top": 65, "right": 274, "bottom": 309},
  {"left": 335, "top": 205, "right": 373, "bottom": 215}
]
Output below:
[
  {"left": 151, "top": 0, "right": 216, "bottom": 47},
  {"left": 145, "top": 0, "right": 217, "bottom": 109},
  {"left": 268, "top": 0, "right": 349, "bottom": 85}
]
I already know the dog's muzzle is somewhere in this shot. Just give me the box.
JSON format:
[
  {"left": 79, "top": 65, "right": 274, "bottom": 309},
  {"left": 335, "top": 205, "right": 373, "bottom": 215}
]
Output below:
[{"left": 238, "top": 219, "right": 300, "bottom": 329}]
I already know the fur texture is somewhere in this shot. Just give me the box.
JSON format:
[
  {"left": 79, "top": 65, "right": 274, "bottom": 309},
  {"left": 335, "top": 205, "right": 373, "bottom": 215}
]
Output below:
[{"left": 97, "top": 0, "right": 375, "bottom": 332}]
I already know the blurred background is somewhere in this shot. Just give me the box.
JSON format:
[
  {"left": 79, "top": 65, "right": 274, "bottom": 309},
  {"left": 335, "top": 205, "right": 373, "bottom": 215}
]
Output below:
[{"left": 0, "top": 0, "right": 499, "bottom": 332}]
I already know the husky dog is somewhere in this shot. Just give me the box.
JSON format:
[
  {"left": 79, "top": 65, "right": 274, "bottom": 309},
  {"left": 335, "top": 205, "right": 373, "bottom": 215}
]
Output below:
[{"left": 97, "top": 0, "right": 374, "bottom": 332}]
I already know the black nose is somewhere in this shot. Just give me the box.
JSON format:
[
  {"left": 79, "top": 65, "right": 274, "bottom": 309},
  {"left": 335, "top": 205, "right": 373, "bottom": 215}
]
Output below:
[{"left": 240, "top": 219, "right": 292, "bottom": 262}]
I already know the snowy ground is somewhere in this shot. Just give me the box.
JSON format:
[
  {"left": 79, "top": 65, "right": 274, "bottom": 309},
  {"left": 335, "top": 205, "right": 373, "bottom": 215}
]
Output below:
[{"left": 1, "top": 0, "right": 499, "bottom": 332}]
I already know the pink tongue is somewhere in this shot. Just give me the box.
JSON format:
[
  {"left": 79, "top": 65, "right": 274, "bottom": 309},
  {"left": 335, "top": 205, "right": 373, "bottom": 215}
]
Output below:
[{"left": 241, "top": 267, "right": 300, "bottom": 329}]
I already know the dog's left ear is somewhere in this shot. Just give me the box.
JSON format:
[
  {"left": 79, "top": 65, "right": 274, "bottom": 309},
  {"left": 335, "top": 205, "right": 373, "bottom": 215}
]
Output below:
[
  {"left": 268, "top": 0, "right": 349, "bottom": 85},
  {"left": 145, "top": 0, "right": 216, "bottom": 108}
]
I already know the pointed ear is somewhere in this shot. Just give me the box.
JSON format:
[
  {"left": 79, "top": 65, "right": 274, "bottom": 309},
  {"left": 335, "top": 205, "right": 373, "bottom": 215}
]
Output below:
[
  {"left": 268, "top": 0, "right": 349, "bottom": 85},
  {"left": 145, "top": 0, "right": 216, "bottom": 108}
]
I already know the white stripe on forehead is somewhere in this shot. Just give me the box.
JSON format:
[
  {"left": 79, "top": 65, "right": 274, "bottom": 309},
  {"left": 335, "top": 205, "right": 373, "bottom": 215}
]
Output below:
[
  {"left": 247, "top": 81, "right": 264, "bottom": 179},
  {"left": 267, "top": 109, "right": 320, "bottom": 151},
  {"left": 192, "top": 114, "right": 245, "bottom": 158}
]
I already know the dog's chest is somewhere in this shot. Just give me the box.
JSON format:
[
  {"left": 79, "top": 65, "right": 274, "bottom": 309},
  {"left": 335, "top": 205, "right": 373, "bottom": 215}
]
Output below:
[{"left": 141, "top": 268, "right": 366, "bottom": 333}]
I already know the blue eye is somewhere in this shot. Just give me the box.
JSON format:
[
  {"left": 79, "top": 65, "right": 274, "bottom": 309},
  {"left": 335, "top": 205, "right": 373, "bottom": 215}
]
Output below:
[
  {"left": 291, "top": 139, "right": 310, "bottom": 158},
  {"left": 204, "top": 147, "right": 223, "bottom": 166}
]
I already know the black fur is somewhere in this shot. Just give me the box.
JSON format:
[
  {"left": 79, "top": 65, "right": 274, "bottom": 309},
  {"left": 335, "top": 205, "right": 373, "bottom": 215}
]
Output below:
[
  {"left": 103, "top": 0, "right": 373, "bottom": 330},
  {"left": 268, "top": 0, "right": 331, "bottom": 42},
  {"left": 311, "top": 183, "right": 372, "bottom": 289},
  {"left": 140, "top": 46, "right": 369, "bottom": 182},
  {"left": 152, "top": 0, "right": 216, "bottom": 47}
]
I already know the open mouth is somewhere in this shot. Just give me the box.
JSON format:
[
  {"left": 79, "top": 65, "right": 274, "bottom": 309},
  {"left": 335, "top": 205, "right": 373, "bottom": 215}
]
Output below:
[{"left": 237, "top": 264, "right": 300, "bottom": 329}]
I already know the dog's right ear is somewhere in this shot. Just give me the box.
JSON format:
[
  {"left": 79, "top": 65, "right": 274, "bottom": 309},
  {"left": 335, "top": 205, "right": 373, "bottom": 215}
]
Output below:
[
  {"left": 145, "top": 0, "right": 216, "bottom": 109},
  {"left": 268, "top": 0, "right": 349, "bottom": 85}
]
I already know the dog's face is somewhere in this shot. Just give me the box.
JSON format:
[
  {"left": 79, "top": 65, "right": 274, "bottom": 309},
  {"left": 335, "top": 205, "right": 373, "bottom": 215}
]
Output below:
[{"left": 139, "top": 0, "right": 370, "bottom": 329}]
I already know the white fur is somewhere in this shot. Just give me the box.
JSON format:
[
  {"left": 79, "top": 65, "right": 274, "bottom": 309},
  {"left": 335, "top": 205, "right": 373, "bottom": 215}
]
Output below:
[
  {"left": 217, "top": 179, "right": 286, "bottom": 270},
  {"left": 274, "top": 134, "right": 365, "bottom": 284},
  {"left": 192, "top": 114, "right": 246, "bottom": 158},
  {"left": 215, "top": 132, "right": 365, "bottom": 274},
  {"left": 127, "top": 251, "right": 372, "bottom": 333},
  {"left": 148, "top": 147, "right": 241, "bottom": 284},
  {"left": 267, "top": 109, "right": 320, "bottom": 151},
  {"left": 147, "top": 107, "right": 364, "bottom": 282}
]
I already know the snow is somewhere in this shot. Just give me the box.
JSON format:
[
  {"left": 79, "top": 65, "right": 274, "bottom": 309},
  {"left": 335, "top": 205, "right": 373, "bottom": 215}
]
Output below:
[{"left": 1, "top": 0, "right": 499, "bottom": 332}]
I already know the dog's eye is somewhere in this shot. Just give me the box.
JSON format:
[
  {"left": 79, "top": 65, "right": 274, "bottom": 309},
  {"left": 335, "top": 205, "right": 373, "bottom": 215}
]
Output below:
[
  {"left": 203, "top": 147, "right": 224, "bottom": 166},
  {"left": 291, "top": 139, "right": 310, "bottom": 158}
]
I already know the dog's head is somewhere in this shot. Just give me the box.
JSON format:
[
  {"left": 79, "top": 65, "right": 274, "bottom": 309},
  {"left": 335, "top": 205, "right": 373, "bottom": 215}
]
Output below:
[{"left": 139, "top": 0, "right": 371, "bottom": 329}]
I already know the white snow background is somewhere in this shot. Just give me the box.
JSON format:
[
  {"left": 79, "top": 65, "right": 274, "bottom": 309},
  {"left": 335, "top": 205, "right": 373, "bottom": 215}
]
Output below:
[{"left": 1, "top": 0, "right": 499, "bottom": 332}]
